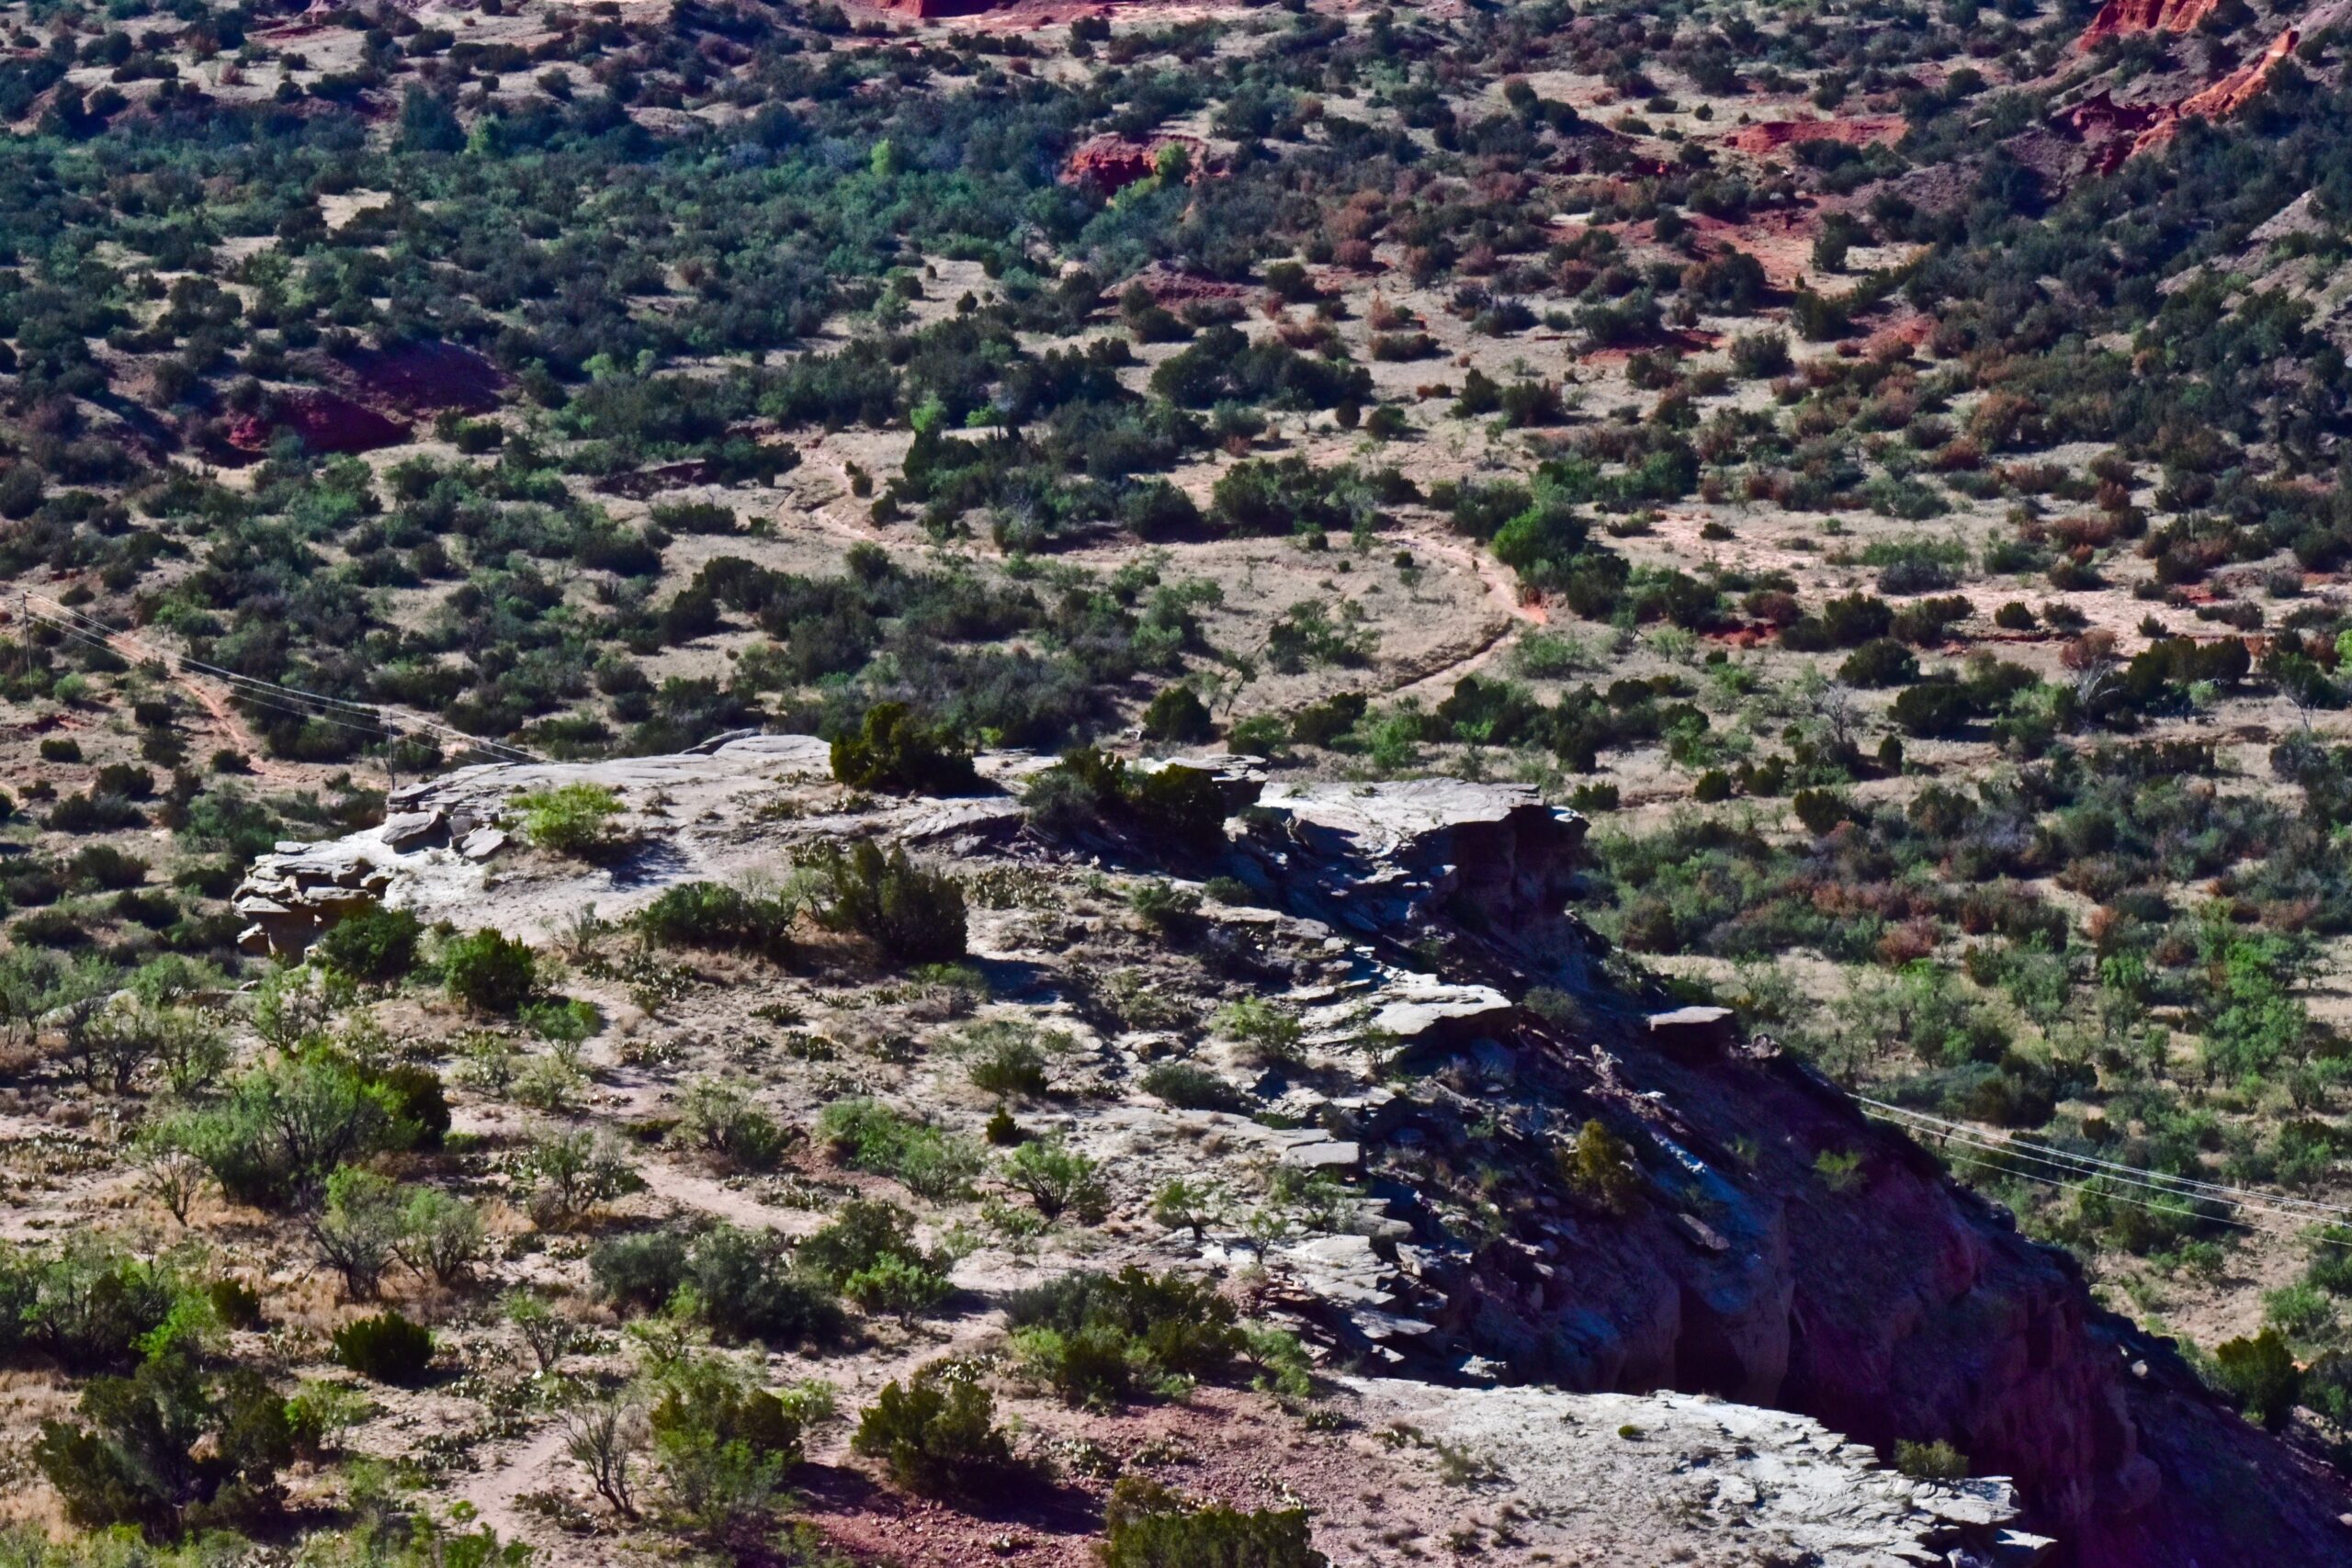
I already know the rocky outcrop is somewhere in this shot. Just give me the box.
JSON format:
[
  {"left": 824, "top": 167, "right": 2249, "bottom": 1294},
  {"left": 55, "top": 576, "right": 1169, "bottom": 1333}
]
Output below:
[
  {"left": 234, "top": 840, "right": 397, "bottom": 955},
  {"left": 2077, "top": 0, "right": 2222, "bottom": 49},
  {"left": 1724, "top": 115, "right": 1905, "bottom": 156},
  {"left": 1252, "top": 777, "right": 1587, "bottom": 939},
  {"left": 2061, "top": 26, "right": 2303, "bottom": 173},
  {"left": 1348, "top": 1380, "right": 2056, "bottom": 1566},
  {"left": 232, "top": 737, "right": 2352, "bottom": 1564},
  {"left": 322, "top": 339, "right": 504, "bottom": 416}
]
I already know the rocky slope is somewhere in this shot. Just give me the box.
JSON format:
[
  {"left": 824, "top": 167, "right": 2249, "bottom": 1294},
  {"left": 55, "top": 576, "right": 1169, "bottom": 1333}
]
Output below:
[{"left": 236, "top": 738, "right": 2352, "bottom": 1564}]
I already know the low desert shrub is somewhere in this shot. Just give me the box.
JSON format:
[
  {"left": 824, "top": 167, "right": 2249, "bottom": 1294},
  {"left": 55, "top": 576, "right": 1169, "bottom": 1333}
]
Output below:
[
  {"left": 830, "top": 703, "right": 981, "bottom": 795},
  {"left": 1100, "top": 1477, "right": 1327, "bottom": 1568},
  {"left": 314, "top": 906, "right": 423, "bottom": 985},
  {"left": 637, "top": 881, "right": 796, "bottom": 960},
  {"left": 797, "top": 1200, "right": 953, "bottom": 1318},
  {"left": 513, "top": 783, "right": 626, "bottom": 858},
  {"left": 333, "top": 1310, "right": 435, "bottom": 1385},
  {"left": 817, "top": 1099, "right": 983, "bottom": 1200},
  {"left": 850, "top": 1363, "right": 1019, "bottom": 1498},
  {"left": 1139, "top": 1061, "right": 1249, "bottom": 1113},
  {"left": 1004, "top": 1268, "right": 1243, "bottom": 1407},
  {"left": 443, "top": 928, "right": 538, "bottom": 1013},
  {"left": 808, "top": 841, "right": 967, "bottom": 964}
]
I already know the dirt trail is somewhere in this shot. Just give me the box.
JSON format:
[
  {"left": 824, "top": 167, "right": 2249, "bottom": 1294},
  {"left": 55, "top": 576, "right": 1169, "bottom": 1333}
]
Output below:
[
  {"left": 453, "top": 1420, "right": 571, "bottom": 1541},
  {"left": 19, "top": 592, "right": 307, "bottom": 784},
  {"left": 170, "top": 671, "right": 307, "bottom": 784},
  {"left": 1380, "top": 530, "right": 1546, "bottom": 702}
]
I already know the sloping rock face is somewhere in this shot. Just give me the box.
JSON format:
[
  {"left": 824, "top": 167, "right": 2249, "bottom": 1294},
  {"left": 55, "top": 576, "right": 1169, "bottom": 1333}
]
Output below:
[
  {"left": 1353, "top": 985, "right": 2352, "bottom": 1562},
  {"left": 2179, "top": 26, "right": 2301, "bottom": 118}
]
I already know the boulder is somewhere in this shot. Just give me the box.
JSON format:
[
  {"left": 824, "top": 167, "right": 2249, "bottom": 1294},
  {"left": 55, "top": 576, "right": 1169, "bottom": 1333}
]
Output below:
[
  {"left": 1373, "top": 980, "right": 1519, "bottom": 1048},
  {"left": 1646, "top": 1005, "right": 1738, "bottom": 1059}
]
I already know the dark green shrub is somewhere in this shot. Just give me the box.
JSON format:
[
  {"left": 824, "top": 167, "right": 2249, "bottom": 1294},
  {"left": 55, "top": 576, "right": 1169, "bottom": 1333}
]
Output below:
[
  {"left": 646, "top": 1361, "right": 803, "bottom": 1535},
  {"left": 1101, "top": 1477, "right": 1328, "bottom": 1568},
  {"left": 650, "top": 500, "right": 740, "bottom": 536},
  {"left": 1792, "top": 789, "right": 1853, "bottom": 835},
  {"left": 443, "top": 928, "right": 538, "bottom": 1013},
  {"left": 35, "top": 1356, "right": 292, "bottom": 1538},
  {"left": 1140, "top": 685, "right": 1216, "bottom": 745},
  {"left": 831, "top": 703, "right": 981, "bottom": 795},
  {"left": 689, "top": 1226, "right": 847, "bottom": 1347},
  {"left": 2213, "top": 1327, "right": 2301, "bottom": 1429},
  {"left": 1838, "top": 638, "right": 1919, "bottom": 687},
  {"left": 590, "top": 1231, "right": 692, "bottom": 1314},
  {"left": 208, "top": 1278, "right": 263, "bottom": 1330},
  {"left": 1290, "top": 692, "right": 1367, "bottom": 748},
  {"left": 1033, "top": 749, "right": 1229, "bottom": 852},
  {"left": 512, "top": 784, "right": 626, "bottom": 859},
  {"left": 1004, "top": 1268, "right": 1243, "bottom": 1407},
  {"left": 1891, "top": 681, "right": 1974, "bottom": 739},
  {"left": 674, "top": 1078, "right": 790, "bottom": 1171},
  {"left": 1140, "top": 1062, "right": 1249, "bottom": 1113},
  {"left": 851, "top": 1365, "right": 1019, "bottom": 1499},
  {"left": 968, "top": 1035, "right": 1051, "bottom": 1098},
  {"left": 1727, "top": 331, "right": 1792, "bottom": 379},
  {"left": 637, "top": 881, "right": 795, "bottom": 959},
  {"left": 368, "top": 1063, "right": 450, "bottom": 1150},
  {"left": 1129, "top": 879, "right": 1204, "bottom": 933},
  {"left": 67, "top": 845, "right": 146, "bottom": 890},
  {"left": 173, "top": 1050, "right": 408, "bottom": 1211},
  {"left": 817, "top": 1099, "right": 984, "bottom": 1200},
  {"left": 797, "top": 1200, "right": 953, "bottom": 1315},
  {"left": 1892, "top": 1438, "right": 1969, "bottom": 1481},
  {"left": 811, "top": 841, "right": 966, "bottom": 964},
  {"left": 20, "top": 1244, "right": 178, "bottom": 1372},
  {"left": 314, "top": 906, "right": 423, "bottom": 984},
  {"left": 333, "top": 1311, "right": 435, "bottom": 1385}
]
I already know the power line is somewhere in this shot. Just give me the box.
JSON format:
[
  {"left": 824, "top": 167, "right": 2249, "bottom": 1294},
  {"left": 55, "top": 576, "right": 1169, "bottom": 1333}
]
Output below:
[
  {"left": 1859, "top": 1095, "right": 2352, "bottom": 1222},
  {"left": 1879, "top": 1113, "right": 2313, "bottom": 1230},
  {"left": 28, "top": 593, "right": 539, "bottom": 764},
  {"left": 1859, "top": 1104, "right": 2352, "bottom": 1248},
  {"left": 26, "top": 593, "right": 537, "bottom": 761},
  {"left": 1929, "top": 1143, "right": 2292, "bottom": 1241},
  {"left": 18, "top": 593, "right": 539, "bottom": 767}
]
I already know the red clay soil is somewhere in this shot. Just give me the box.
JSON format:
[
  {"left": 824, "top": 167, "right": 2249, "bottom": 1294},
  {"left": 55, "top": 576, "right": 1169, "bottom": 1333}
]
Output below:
[
  {"left": 2077, "top": 0, "right": 2221, "bottom": 50},
  {"left": 1683, "top": 205, "right": 1825, "bottom": 289},
  {"left": 2066, "top": 28, "right": 2299, "bottom": 170},
  {"left": 2179, "top": 27, "right": 2301, "bottom": 118},
  {"left": 797, "top": 1386, "right": 1420, "bottom": 1568},
  {"left": 226, "top": 391, "right": 409, "bottom": 457},
  {"left": 1061, "top": 133, "right": 1208, "bottom": 196},
  {"left": 1722, "top": 115, "right": 1904, "bottom": 156},
  {"left": 328, "top": 340, "right": 505, "bottom": 415}
]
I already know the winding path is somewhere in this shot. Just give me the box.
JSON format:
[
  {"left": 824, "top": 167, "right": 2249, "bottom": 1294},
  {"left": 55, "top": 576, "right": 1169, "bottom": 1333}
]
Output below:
[{"left": 1378, "top": 530, "right": 1547, "bottom": 703}]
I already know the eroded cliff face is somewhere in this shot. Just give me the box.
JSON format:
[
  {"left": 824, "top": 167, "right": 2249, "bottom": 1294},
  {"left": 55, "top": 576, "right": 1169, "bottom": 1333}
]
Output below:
[
  {"left": 1276, "top": 807, "right": 2352, "bottom": 1566},
  {"left": 1198, "top": 768, "right": 2344, "bottom": 1562}
]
